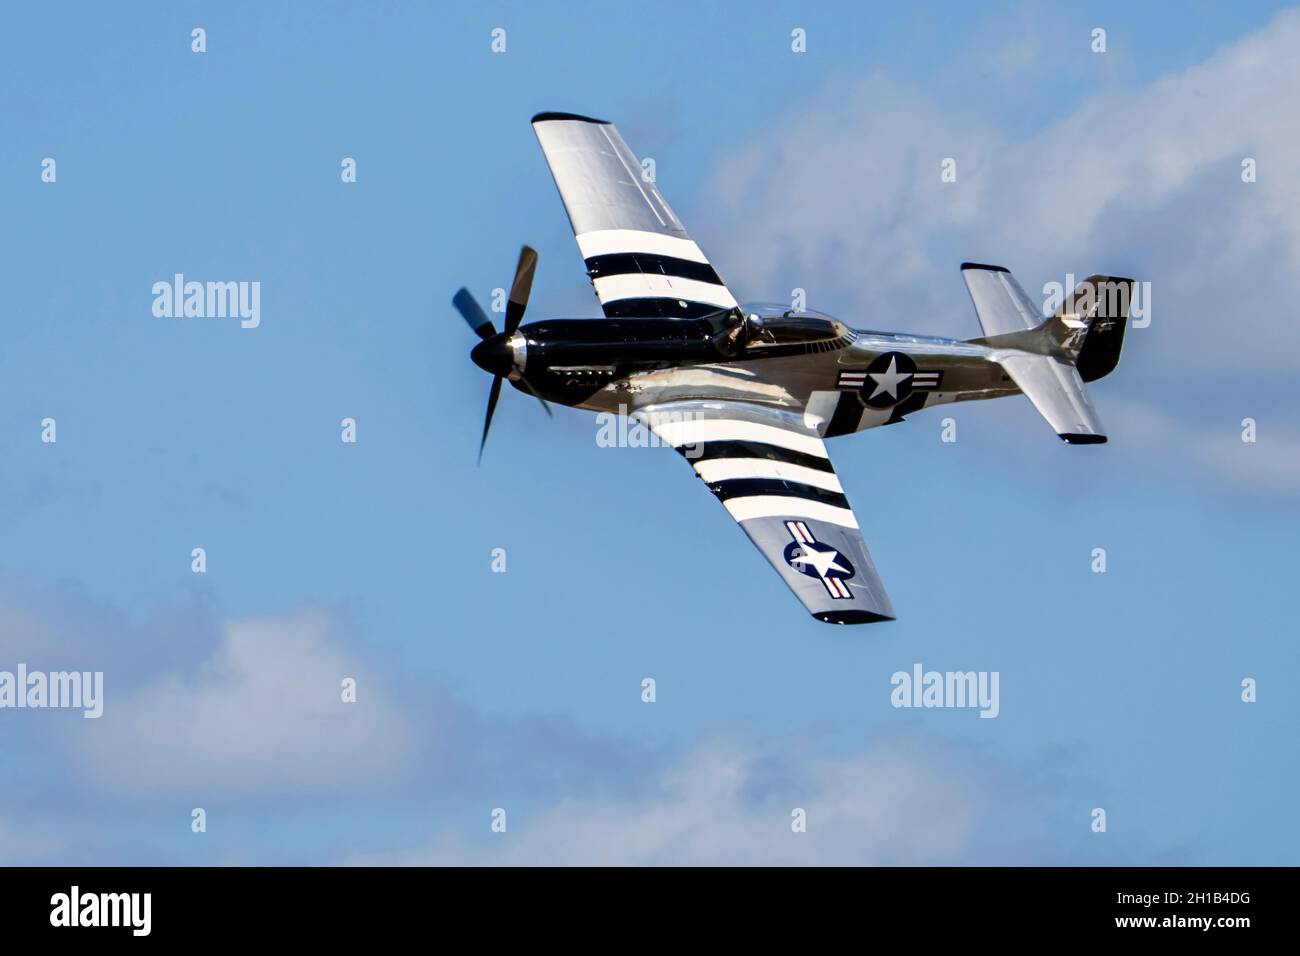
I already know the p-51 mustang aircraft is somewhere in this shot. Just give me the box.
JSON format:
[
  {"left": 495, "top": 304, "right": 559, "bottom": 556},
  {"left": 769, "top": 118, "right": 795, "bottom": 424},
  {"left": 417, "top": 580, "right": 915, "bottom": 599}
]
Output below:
[{"left": 453, "top": 112, "right": 1135, "bottom": 624}]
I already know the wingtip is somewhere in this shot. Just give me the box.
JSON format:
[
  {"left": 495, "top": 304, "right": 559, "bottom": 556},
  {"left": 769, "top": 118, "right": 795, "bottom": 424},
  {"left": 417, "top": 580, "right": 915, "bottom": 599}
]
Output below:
[
  {"left": 1060, "top": 433, "right": 1108, "bottom": 445},
  {"left": 812, "top": 610, "right": 896, "bottom": 625},
  {"left": 531, "top": 110, "right": 610, "bottom": 126}
]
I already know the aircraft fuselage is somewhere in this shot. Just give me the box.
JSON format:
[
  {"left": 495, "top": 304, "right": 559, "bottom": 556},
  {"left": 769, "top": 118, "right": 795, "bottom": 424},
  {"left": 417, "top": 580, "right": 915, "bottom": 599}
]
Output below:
[{"left": 477, "top": 312, "right": 1021, "bottom": 437}]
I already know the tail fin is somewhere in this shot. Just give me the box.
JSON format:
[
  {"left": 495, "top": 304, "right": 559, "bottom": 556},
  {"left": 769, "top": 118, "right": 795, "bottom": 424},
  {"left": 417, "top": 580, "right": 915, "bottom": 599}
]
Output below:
[
  {"left": 963, "top": 266, "right": 1135, "bottom": 381},
  {"left": 961, "top": 265, "right": 1136, "bottom": 444},
  {"left": 1045, "top": 275, "right": 1134, "bottom": 382}
]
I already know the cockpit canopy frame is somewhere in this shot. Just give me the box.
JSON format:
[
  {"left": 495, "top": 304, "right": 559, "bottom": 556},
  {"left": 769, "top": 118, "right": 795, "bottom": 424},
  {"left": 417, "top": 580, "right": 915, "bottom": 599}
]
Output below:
[{"left": 739, "top": 302, "right": 850, "bottom": 348}]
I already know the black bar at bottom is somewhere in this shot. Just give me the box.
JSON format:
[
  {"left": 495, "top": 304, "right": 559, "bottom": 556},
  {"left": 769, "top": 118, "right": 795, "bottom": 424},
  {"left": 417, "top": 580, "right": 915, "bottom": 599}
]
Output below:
[{"left": 0, "top": 866, "right": 1280, "bottom": 941}]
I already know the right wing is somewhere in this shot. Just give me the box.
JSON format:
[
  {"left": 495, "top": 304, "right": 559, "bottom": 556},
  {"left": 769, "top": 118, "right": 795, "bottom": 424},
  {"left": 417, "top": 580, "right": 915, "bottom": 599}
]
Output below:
[
  {"left": 531, "top": 112, "right": 739, "bottom": 320},
  {"left": 634, "top": 400, "right": 895, "bottom": 624}
]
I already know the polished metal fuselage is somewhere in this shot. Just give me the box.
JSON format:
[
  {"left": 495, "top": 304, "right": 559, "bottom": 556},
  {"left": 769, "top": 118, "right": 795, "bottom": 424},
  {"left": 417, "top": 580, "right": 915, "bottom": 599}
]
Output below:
[{"left": 513, "top": 317, "right": 1022, "bottom": 435}]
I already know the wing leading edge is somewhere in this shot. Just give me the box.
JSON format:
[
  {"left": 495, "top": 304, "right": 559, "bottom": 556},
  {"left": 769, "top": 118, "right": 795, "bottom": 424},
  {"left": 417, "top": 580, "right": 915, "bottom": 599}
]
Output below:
[
  {"left": 531, "top": 112, "right": 739, "bottom": 321},
  {"left": 635, "top": 401, "right": 895, "bottom": 624}
]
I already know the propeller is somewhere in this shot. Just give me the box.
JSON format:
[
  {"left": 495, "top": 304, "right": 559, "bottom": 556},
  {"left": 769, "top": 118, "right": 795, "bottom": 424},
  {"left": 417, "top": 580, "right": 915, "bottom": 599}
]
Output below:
[{"left": 452, "top": 245, "right": 549, "bottom": 464}]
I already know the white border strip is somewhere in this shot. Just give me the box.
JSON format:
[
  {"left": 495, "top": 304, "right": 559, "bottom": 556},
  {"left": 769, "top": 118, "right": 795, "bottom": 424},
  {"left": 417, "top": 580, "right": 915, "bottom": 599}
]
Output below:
[
  {"left": 576, "top": 229, "right": 710, "bottom": 263},
  {"left": 693, "top": 459, "right": 843, "bottom": 493},
  {"left": 592, "top": 274, "right": 737, "bottom": 309},
  {"left": 724, "top": 496, "right": 860, "bottom": 529}
]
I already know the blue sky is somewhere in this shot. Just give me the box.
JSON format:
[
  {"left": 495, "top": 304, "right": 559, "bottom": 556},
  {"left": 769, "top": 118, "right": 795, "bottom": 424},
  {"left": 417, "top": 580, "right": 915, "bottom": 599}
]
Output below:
[{"left": 1, "top": 0, "right": 1297, "bottom": 864}]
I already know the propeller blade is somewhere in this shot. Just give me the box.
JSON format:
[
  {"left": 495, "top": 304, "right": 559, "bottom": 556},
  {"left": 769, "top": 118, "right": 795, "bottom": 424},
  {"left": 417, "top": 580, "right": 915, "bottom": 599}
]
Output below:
[
  {"left": 470, "top": 246, "right": 545, "bottom": 461},
  {"left": 453, "top": 288, "right": 496, "bottom": 340},
  {"left": 503, "top": 245, "right": 538, "bottom": 336},
  {"left": 478, "top": 375, "right": 503, "bottom": 465},
  {"left": 518, "top": 376, "right": 553, "bottom": 418}
]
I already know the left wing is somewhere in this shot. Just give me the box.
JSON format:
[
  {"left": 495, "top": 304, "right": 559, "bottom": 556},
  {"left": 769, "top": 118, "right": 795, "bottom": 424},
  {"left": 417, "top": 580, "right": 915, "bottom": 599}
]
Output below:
[
  {"left": 531, "top": 112, "right": 739, "bottom": 320},
  {"left": 634, "top": 400, "right": 895, "bottom": 624}
]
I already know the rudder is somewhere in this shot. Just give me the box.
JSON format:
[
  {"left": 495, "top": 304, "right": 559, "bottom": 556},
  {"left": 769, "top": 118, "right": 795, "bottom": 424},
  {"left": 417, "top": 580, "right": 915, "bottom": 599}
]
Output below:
[{"left": 1042, "top": 275, "right": 1135, "bottom": 382}]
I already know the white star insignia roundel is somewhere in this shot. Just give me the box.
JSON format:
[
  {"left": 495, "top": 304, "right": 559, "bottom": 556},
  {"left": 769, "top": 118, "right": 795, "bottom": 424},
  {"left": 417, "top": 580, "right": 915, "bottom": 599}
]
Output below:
[
  {"left": 782, "top": 521, "right": 856, "bottom": 600},
  {"left": 867, "top": 356, "right": 912, "bottom": 400},
  {"left": 792, "top": 544, "right": 849, "bottom": 578}
]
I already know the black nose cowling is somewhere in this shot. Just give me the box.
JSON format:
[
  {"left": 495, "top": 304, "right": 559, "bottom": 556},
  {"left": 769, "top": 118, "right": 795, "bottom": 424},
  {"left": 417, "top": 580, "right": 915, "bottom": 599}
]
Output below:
[{"left": 470, "top": 334, "right": 514, "bottom": 377}]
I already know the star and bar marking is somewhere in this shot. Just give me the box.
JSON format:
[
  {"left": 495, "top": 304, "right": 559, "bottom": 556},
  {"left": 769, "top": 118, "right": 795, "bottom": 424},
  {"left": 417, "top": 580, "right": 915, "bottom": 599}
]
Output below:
[{"left": 836, "top": 352, "right": 943, "bottom": 408}]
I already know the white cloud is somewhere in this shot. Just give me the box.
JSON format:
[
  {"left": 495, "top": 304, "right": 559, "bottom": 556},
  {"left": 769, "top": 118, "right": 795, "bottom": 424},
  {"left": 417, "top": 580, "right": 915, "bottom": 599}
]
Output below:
[
  {"left": 0, "top": 587, "right": 1142, "bottom": 865},
  {"left": 1, "top": 585, "right": 1000, "bottom": 864},
  {"left": 0, "top": 587, "right": 652, "bottom": 814},
  {"left": 74, "top": 610, "right": 415, "bottom": 799},
  {"left": 1107, "top": 397, "right": 1300, "bottom": 495},
  {"left": 356, "top": 737, "right": 984, "bottom": 866},
  {"left": 695, "top": 8, "right": 1300, "bottom": 491},
  {"left": 703, "top": 9, "right": 1300, "bottom": 347}
]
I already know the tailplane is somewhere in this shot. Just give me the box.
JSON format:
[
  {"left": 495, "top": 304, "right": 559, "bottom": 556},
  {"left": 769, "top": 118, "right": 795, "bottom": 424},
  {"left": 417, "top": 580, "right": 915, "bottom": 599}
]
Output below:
[
  {"left": 960, "top": 264, "right": 1136, "bottom": 444},
  {"left": 997, "top": 352, "right": 1107, "bottom": 444}
]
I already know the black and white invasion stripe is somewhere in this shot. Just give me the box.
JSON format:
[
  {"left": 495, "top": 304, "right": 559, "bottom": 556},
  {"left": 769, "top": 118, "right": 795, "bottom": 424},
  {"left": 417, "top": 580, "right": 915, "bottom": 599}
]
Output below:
[
  {"left": 576, "top": 229, "right": 738, "bottom": 320},
  {"left": 651, "top": 417, "right": 859, "bottom": 529}
]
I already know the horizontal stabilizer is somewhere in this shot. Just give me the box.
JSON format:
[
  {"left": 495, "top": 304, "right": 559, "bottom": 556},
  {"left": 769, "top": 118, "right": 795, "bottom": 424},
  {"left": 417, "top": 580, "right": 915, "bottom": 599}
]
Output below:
[
  {"left": 996, "top": 352, "right": 1106, "bottom": 444},
  {"left": 960, "top": 263, "right": 1044, "bottom": 338}
]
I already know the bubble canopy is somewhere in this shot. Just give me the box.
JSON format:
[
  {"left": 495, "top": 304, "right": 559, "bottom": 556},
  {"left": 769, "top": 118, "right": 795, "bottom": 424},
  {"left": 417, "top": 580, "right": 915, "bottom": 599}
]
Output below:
[
  {"left": 739, "top": 302, "right": 850, "bottom": 346},
  {"left": 740, "top": 302, "right": 841, "bottom": 322}
]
